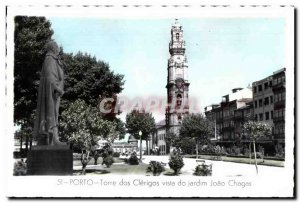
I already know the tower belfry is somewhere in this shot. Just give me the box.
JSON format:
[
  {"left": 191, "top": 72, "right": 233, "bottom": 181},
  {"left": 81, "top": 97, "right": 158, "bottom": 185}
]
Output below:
[{"left": 165, "top": 20, "right": 190, "bottom": 136}]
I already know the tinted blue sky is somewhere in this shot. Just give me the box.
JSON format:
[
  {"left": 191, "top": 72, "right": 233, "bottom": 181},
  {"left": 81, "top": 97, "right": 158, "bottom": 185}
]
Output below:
[{"left": 50, "top": 17, "right": 285, "bottom": 123}]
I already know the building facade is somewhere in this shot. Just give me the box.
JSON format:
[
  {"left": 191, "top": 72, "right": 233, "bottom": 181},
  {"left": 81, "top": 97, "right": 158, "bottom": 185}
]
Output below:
[
  {"left": 252, "top": 75, "right": 274, "bottom": 130},
  {"left": 165, "top": 19, "right": 190, "bottom": 137},
  {"left": 234, "top": 102, "right": 254, "bottom": 140},
  {"left": 252, "top": 68, "right": 286, "bottom": 149},
  {"left": 272, "top": 68, "right": 286, "bottom": 146},
  {"left": 205, "top": 68, "right": 286, "bottom": 155},
  {"left": 204, "top": 87, "right": 253, "bottom": 144}
]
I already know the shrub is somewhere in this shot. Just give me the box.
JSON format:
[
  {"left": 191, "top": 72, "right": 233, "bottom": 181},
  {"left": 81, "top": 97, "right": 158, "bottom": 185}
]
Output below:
[
  {"left": 168, "top": 153, "right": 184, "bottom": 175},
  {"left": 112, "top": 152, "right": 120, "bottom": 158},
  {"left": 251, "top": 152, "right": 264, "bottom": 159},
  {"left": 146, "top": 161, "right": 165, "bottom": 176},
  {"left": 13, "top": 159, "right": 27, "bottom": 176},
  {"left": 193, "top": 163, "right": 212, "bottom": 176},
  {"left": 128, "top": 152, "right": 139, "bottom": 165},
  {"left": 103, "top": 155, "right": 114, "bottom": 168}
]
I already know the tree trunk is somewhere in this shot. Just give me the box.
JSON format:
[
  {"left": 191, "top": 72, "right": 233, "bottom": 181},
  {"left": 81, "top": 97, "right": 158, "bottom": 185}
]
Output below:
[
  {"left": 196, "top": 139, "right": 199, "bottom": 159},
  {"left": 81, "top": 151, "right": 90, "bottom": 175},
  {"left": 29, "top": 138, "right": 32, "bottom": 150},
  {"left": 249, "top": 142, "right": 252, "bottom": 164},
  {"left": 20, "top": 133, "right": 23, "bottom": 152},
  {"left": 25, "top": 134, "right": 29, "bottom": 152},
  {"left": 253, "top": 140, "right": 258, "bottom": 174},
  {"left": 94, "top": 156, "right": 98, "bottom": 165},
  {"left": 146, "top": 139, "right": 149, "bottom": 155}
]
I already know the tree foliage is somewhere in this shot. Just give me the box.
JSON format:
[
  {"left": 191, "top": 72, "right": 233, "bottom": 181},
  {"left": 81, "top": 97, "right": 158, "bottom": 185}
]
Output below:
[
  {"left": 61, "top": 52, "right": 125, "bottom": 112},
  {"left": 243, "top": 121, "right": 272, "bottom": 140},
  {"left": 60, "top": 99, "right": 104, "bottom": 150},
  {"left": 180, "top": 113, "right": 214, "bottom": 143},
  {"left": 60, "top": 99, "right": 125, "bottom": 173},
  {"left": 60, "top": 99, "right": 125, "bottom": 150},
  {"left": 125, "top": 109, "right": 156, "bottom": 140},
  {"left": 14, "top": 16, "right": 54, "bottom": 125}
]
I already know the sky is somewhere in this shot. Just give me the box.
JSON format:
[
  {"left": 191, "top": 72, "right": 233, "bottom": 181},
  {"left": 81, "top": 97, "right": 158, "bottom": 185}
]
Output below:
[{"left": 49, "top": 17, "right": 286, "bottom": 125}]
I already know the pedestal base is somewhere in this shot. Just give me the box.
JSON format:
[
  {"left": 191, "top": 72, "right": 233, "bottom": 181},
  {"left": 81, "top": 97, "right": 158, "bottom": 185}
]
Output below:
[{"left": 27, "top": 146, "right": 73, "bottom": 175}]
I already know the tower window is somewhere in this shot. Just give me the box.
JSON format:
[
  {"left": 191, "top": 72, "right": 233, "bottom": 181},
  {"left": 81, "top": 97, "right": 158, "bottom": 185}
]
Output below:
[
  {"left": 176, "top": 33, "right": 179, "bottom": 40},
  {"left": 176, "top": 94, "right": 182, "bottom": 107}
]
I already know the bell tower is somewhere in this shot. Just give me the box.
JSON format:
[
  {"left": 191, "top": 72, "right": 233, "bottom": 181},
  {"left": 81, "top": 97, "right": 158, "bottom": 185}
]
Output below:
[{"left": 166, "top": 19, "right": 190, "bottom": 136}]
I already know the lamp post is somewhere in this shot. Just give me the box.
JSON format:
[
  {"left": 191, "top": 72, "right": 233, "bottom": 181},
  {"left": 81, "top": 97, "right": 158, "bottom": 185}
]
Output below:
[{"left": 139, "top": 130, "right": 142, "bottom": 161}]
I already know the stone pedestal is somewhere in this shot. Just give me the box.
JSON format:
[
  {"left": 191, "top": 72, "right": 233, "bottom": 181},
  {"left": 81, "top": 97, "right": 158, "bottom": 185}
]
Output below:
[{"left": 27, "top": 145, "right": 73, "bottom": 175}]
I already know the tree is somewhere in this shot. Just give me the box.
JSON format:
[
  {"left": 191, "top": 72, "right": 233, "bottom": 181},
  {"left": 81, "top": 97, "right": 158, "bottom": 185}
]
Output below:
[
  {"left": 165, "top": 132, "right": 177, "bottom": 153},
  {"left": 14, "top": 16, "right": 54, "bottom": 151},
  {"left": 125, "top": 109, "right": 156, "bottom": 155},
  {"left": 174, "top": 137, "right": 196, "bottom": 155},
  {"left": 243, "top": 121, "right": 271, "bottom": 174},
  {"left": 60, "top": 99, "right": 124, "bottom": 174},
  {"left": 180, "top": 114, "right": 214, "bottom": 159},
  {"left": 60, "top": 52, "right": 125, "bottom": 112},
  {"left": 166, "top": 132, "right": 196, "bottom": 155}
]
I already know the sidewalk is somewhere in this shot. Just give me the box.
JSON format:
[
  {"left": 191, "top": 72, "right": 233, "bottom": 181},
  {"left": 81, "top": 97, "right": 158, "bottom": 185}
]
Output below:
[
  {"left": 72, "top": 155, "right": 286, "bottom": 177},
  {"left": 142, "top": 155, "right": 285, "bottom": 177}
]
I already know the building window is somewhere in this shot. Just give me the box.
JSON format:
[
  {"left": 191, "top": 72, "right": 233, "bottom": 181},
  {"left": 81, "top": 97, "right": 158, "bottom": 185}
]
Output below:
[
  {"left": 274, "top": 94, "right": 277, "bottom": 102},
  {"left": 265, "top": 112, "right": 269, "bottom": 120},
  {"left": 269, "top": 81, "right": 272, "bottom": 87},
  {"left": 255, "top": 100, "right": 257, "bottom": 108},
  {"left": 264, "top": 97, "right": 269, "bottom": 105},
  {"left": 270, "top": 96, "right": 273, "bottom": 104},
  {"left": 264, "top": 82, "right": 268, "bottom": 90},
  {"left": 259, "top": 99, "right": 263, "bottom": 107},
  {"left": 271, "top": 111, "right": 273, "bottom": 119},
  {"left": 255, "top": 114, "right": 258, "bottom": 121},
  {"left": 258, "top": 85, "right": 262, "bottom": 92},
  {"left": 259, "top": 113, "right": 263, "bottom": 121},
  {"left": 253, "top": 86, "right": 257, "bottom": 93}
]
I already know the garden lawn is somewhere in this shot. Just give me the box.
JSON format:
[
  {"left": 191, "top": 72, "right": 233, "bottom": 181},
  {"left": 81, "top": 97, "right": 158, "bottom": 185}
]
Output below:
[{"left": 73, "top": 155, "right": 148, "bottom": 175}]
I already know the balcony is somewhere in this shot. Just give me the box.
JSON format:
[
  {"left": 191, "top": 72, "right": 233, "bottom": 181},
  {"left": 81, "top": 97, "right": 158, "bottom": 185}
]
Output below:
[
  {"left": 274, "top": 100, "right": 285, "bottom": 110},
  {"left": 272, "top": 81, "right": 285, "bottom": 91},
  {"left": 273, "top": 116, "right": 285, "bottom": 122},
  {"left": 169, "top": 42, "right": 186, "bottom": 55}
]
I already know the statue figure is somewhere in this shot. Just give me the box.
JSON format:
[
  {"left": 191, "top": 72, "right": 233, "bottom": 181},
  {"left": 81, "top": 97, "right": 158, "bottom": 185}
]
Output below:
[{"left": 33, "top": 40, "right": 65, "bottom": 146}]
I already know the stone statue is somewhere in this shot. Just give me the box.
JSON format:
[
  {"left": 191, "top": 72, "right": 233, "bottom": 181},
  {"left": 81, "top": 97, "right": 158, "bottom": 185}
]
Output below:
[{"left": 33, "top": 40, "right": 65, "bottom": 146}]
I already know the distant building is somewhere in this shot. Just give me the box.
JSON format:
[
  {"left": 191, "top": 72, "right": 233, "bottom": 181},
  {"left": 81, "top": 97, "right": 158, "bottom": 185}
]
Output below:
[
  {"left": 204, "top": 104, "right": 220, "bottom": 140},
  {"left": 251, "top": 68, "right": 286, "bottom": 151},
  {"left": 252, "top": 75, "right": 274, "bottom": 130},
  {"left": 111, "top": 141, "right": 137, "bottom": 153},
  {"left": 234, "top": 102, "right": 254, "bottom": 140},
  {"left": 151, "top": 120, "right": 167, "bottom": 155},
  {"left": 205, "top": 87, "right": 253, "bottom": 145},
  {"left": 272, "top": 68, "right": 286, "bottom": 146}
]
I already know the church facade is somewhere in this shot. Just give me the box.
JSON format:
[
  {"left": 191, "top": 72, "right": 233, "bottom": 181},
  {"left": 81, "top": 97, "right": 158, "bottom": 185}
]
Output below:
[{"left": 151, "top": 20, "right": 190, "bottom": 155}]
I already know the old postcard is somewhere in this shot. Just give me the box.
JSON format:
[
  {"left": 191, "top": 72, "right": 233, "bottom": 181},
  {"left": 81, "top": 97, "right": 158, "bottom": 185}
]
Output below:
[{"left": 4, "top": 3, "right": 295, "bottom": 198}]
